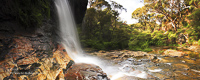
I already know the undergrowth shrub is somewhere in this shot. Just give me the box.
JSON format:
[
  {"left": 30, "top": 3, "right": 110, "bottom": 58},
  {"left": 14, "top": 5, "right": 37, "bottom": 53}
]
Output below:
[
  {"left": 168, "top": 31, "right": 178, "bottom": 44},
  {"left": 128, "top": 30, "right": 152, "bottom": 52},
  {"left": 150, "top": 30, "right": 168, "bottom": 46}
]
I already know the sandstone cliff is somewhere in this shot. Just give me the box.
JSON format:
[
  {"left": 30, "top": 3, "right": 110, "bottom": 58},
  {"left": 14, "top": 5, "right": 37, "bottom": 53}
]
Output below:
[{"left": 0, "top": 0, "right": 88, "bottom": 79}]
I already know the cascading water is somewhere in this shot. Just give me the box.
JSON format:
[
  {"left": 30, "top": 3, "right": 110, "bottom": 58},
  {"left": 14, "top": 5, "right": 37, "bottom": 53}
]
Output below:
[
  {"left": 55, "top": 0, "right": 102, "bottom": 66},
  {"left": 55, "top": 0, "right": 148, "bottom": 79}
]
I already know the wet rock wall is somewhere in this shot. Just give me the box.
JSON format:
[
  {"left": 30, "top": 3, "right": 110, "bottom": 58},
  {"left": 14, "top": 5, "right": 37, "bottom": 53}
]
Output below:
[{"left": 0, "top": 0, "right": 88, "bottom": 79}]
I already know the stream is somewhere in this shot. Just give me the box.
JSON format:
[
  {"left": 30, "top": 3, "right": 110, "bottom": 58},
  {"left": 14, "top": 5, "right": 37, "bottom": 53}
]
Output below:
[{"left": 85, "top": 49, "right": 200, "bottom": 80}]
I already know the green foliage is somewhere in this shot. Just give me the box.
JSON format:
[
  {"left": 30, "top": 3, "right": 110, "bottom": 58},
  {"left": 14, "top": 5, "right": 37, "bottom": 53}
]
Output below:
[
  {"left": 83, "top": 0, "right": 200, "bottom": 52},
  {"left": 128, "top": 30, "right": 152, "bottom": 52},
  {"left": 198, "top": 39, "right": 200, "bottom": 45},
  {"left": 149, "top": 31, "right": 178, "bottom": 46},
  {"left": 80, "top": 0, "right": 129, "bottom": 50},
  {"left": 182, "top": 43, "right": 189, "bottom": 48},
  {"left": 188, "top": 0, "right": 200, "bottom": 8},
  {"left": 143, "top": 0, "right": 187, "bottom": 31},
  {"left": 188, "top": 8, "right": 200, "bottom": 39},
  {"left": 167, "top": 31, "right": 178, "bottom": 44},
  {"left": 168, "top": 32, "right": 177, "bottom": 40},
  {"left": 15, "top": 0, "right": 50, "bottom": 28},
  {"left": 81, "top": 35, "right": 128, "bottom": 50},
  {"left": 82, "top": 39, "right": 105, "bottom": 50},
  {"left": 132, "top": 6, "right": 157, "bottom": 31},
  {"left": 151, "top": 31, "right": 168, "bottom": 46},
  {"left": 188, "top": 38, "right": 195, "bottom": 44},
  {"left": 159, "top": 50, "right": 165, "bottom": 54}
]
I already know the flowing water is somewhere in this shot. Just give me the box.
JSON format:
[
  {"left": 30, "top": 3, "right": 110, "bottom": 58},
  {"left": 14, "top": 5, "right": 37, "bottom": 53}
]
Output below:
[{"left": 55, "top": 0, "right": 148, "bottom": 79}]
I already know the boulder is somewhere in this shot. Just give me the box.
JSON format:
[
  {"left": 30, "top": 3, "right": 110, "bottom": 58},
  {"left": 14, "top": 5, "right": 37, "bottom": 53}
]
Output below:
[
  {"left": 163, "top": 49, "right": 186, "bottom": 57},
  {"left": 64, "top": 63, "right": 110, "bottom": 80},
  {"left": 188, "top": 45, "right": 200, "bottom": 53}
]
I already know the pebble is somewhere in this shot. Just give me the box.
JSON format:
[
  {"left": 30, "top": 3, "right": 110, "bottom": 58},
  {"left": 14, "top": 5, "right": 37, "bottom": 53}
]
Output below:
[
  {"left": 182, "top": 60, "right": 186, "bottom": 63},
  {"left": 183, "top": 68, "right": 189, "bottom": 71},
  {"left": 156, "top": 64, "right": 160, "bottom": 66},
  {"left": 191, "top": 58, "right": 196, "bottom": 61}
]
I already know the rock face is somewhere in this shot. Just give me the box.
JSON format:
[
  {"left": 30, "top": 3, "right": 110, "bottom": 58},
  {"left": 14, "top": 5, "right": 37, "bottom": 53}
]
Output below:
[
  {"left": 0, "top": 35, "right": 73, "bottom": 80},
  {"left": 0, "top": 0, "right": 88, "bottom": 80}
]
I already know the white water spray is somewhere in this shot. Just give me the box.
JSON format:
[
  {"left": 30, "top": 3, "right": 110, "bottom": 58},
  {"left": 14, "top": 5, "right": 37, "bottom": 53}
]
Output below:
[{"left": 55, "top": 0, "right": 148, "bottom": 79}]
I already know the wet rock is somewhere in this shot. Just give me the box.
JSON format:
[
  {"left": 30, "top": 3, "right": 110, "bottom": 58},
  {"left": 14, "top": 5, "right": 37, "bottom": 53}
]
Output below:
[
  {"left": 183, "top": 68, "right": 190, "bottom": 71},
  {"left": 0, "top": 36, "right": 73, "bottom": 80},
  {"left": 99, "top": 50, "right": 106, "bottom": 53},
  {"left": 127, "top": 58, "right": 135, "bottom": 61},
  {"left": 0, "top": 0, "right": 88, "bottom": 79},
  {"left": 114, "top": 76, "right": 144, "bottom": 80},
  {"left": 64, "top": 63, "right": 110, "bottom": 80},
  {"left": 188, "top": 46, "right": 200, "bottom": 53},
  {"left": 184, "top": 54, "right": 189, "bottom": 56},
  {"left": 191, "top": 58, "right": 196, "bottom": 61},
  {"left": 173, "top": 64, "right": 190, "bottom": 71}
]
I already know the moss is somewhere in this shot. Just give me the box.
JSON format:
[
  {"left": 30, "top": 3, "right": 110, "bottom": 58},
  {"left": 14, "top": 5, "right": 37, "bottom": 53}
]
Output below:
[
  {"left": 159, "top": 50, "right": 165, "bottom": 54},
  {"left": 189, "top": 52, "right": 200, "bottom": 59}
]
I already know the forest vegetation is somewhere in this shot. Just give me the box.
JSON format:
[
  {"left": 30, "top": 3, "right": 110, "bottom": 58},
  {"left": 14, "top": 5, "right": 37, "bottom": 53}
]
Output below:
[{"left": 78, "top": 0, "right": 200, "bottom": 52}]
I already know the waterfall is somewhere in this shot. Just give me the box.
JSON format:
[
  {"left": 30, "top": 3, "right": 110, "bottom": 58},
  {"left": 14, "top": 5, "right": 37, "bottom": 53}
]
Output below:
[
  {"left": 55, "top": 0, "right": 148, "bottom": 79},
  {"left": 55, "top": 0, "right": 102, "bottom": 65},
  {"left": 55, "top": 0, "right": 82, "bottom": 61}
]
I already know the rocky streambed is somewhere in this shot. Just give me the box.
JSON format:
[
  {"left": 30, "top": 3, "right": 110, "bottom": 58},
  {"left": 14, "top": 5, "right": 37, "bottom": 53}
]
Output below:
[{"left": 83, "top": 49, "right": 200, "bottom": 80}]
